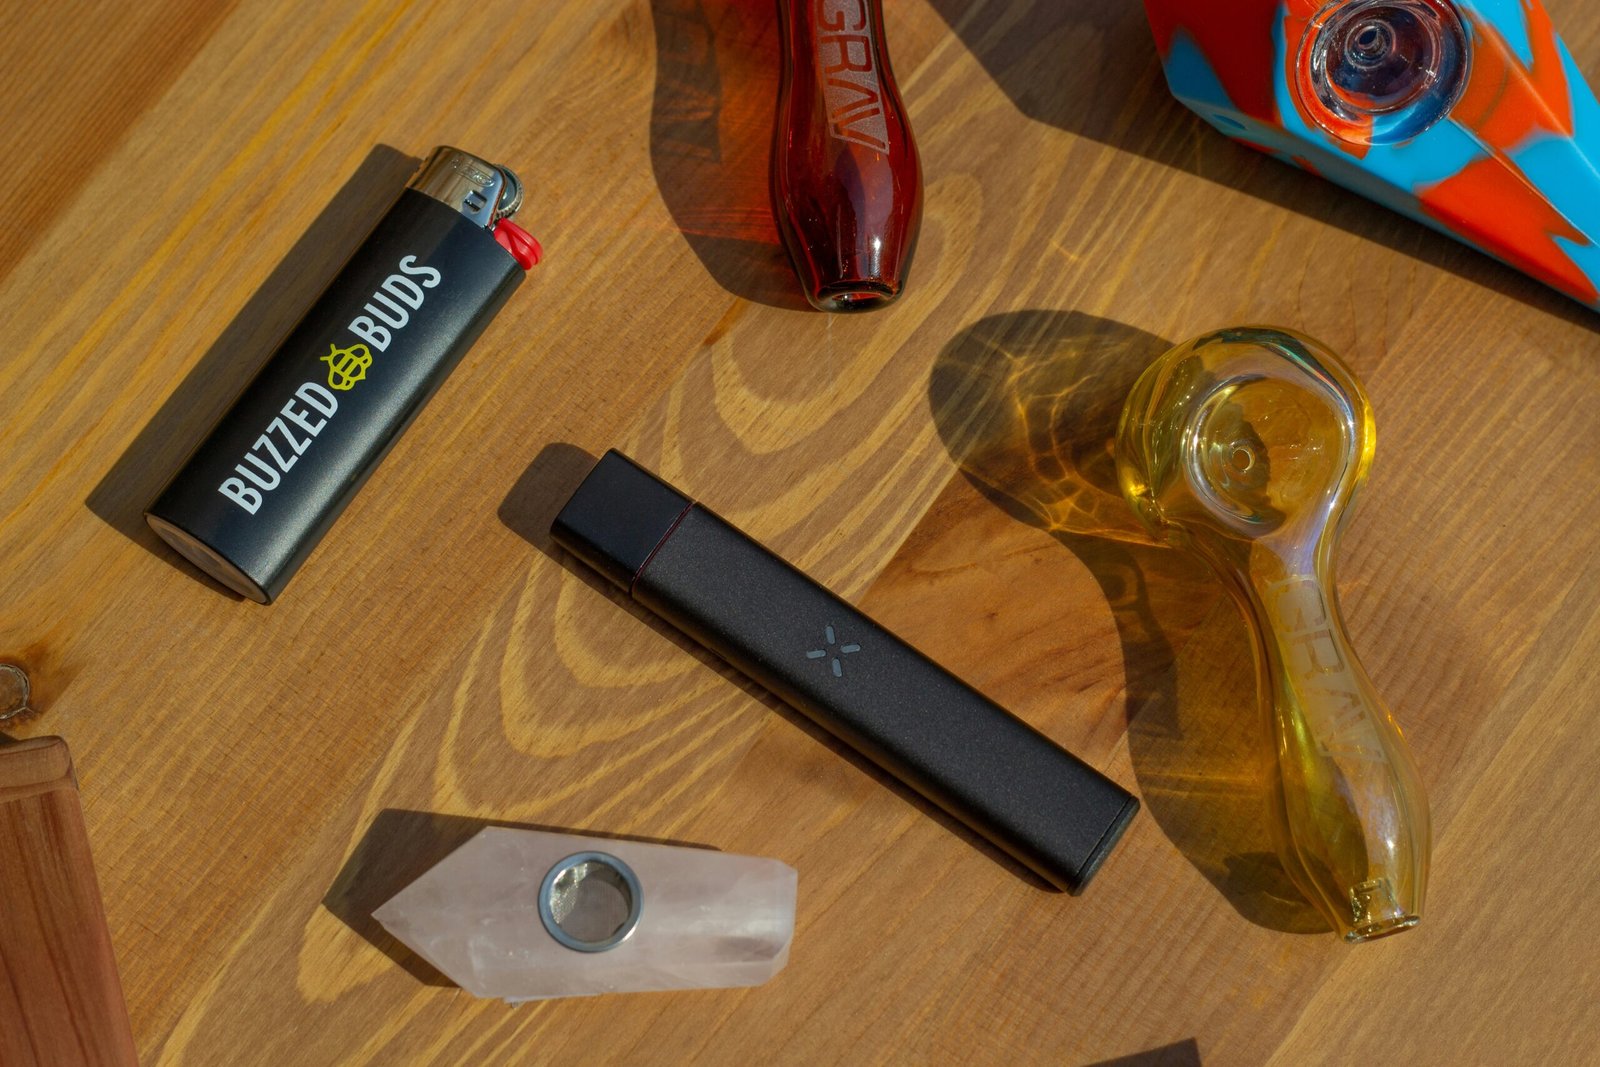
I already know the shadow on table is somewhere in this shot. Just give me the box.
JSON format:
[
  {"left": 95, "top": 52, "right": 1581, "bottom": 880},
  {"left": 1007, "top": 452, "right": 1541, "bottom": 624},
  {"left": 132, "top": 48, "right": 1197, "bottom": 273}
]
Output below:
[
  {"left": 927, "top": 309, "right": 1327, "bottom": 934},
  {"left": 648, "top": 0, "right": 808, "bottom": 310},
  {"left": 495, "top": 443, "right": 1058, "bottom": 893},
  {"left": 324, "top": 809, "right": 721, "bottom": 987},
  {"left": 1091, "top": 1039, "right": 1202, "bottom": 1067},
  {"left": 925, "top": 0, "right": 1593, "bottom": 330},
  {"left": 84, "top": 144, "right": 420, "bottom": 595}
]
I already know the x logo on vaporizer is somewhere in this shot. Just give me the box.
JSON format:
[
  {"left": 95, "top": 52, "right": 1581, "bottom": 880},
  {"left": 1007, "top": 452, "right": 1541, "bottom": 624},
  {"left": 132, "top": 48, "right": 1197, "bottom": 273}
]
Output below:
[{"left": 805, "top": 624, "right": 861, "bottom": 677}]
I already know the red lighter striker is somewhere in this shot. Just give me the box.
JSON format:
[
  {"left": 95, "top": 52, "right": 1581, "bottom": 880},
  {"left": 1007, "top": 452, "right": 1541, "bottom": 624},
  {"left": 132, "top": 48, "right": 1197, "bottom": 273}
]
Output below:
[{"left": 773, "top": 0, "right": 923, "bottom": 312}]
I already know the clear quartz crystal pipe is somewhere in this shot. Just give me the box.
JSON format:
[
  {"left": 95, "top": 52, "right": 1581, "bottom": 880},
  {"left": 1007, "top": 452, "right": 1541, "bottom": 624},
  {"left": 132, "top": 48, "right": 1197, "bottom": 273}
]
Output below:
[
  {"left": 1116, "top": 326, "right": 1430, "bottom": 941},
  {"left": 374, "top": 828, "right": 797, "bottom": 1000}
]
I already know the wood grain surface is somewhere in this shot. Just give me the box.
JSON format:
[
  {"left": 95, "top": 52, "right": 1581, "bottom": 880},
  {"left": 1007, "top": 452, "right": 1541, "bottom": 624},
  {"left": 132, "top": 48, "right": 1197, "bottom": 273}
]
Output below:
[{"left": 2, "top": 0, "right": 1598, "bottom": 1063}]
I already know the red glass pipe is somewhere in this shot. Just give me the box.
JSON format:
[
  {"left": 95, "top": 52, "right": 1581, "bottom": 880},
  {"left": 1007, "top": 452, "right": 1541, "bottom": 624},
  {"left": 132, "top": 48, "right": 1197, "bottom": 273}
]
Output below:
[{"left": 773, "top": 0, "right": 922, "bottom": 311}]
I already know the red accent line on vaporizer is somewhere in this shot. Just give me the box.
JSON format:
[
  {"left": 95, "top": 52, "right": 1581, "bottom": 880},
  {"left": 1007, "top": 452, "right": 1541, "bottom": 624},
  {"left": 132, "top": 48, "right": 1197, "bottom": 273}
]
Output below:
[
  {"left": 630, "top": 503, "right": 696, "bottom": 596},
  {"left": 494, "top": 219, "right": 542, "bottom": 269}
]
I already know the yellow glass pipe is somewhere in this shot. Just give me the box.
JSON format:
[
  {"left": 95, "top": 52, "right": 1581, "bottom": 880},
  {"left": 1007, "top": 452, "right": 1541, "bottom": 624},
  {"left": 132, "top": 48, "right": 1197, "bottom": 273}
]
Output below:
[{"left": 1116, "top": 326, "right": 1430, "bottom": 942}]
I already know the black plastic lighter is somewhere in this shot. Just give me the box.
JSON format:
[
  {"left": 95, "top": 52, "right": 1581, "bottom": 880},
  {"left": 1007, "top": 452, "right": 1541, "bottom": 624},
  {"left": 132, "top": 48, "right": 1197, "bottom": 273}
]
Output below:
[
  {"left": 552, "top": 451, "right": 1140, "bottom": 893},
  {"left": 146, "top": 146, "right": 541, "bottom": 603}
]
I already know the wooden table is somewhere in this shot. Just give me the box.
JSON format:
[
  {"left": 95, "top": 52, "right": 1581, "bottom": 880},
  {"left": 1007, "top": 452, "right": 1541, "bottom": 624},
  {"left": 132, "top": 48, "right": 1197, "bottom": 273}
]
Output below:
[{"left": 3, "top": 1, "right": 1598, "bottom": 1063}]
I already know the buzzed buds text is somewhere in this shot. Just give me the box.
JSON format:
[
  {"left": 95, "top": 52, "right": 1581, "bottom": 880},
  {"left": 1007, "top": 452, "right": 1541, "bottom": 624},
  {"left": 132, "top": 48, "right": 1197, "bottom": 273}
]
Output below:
[
  {"left": 346, "top": 255, "right": 443, "bottom": 352},
  {"left": 218, "top": 383, "right": 339, "bottom": 514}
]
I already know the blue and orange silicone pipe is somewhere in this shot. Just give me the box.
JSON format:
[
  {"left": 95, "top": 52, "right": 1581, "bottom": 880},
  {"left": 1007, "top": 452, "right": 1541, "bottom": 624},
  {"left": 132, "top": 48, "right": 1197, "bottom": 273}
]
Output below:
[{"left": 1145, "top": 0, "right": 1600, "bottom": 311}]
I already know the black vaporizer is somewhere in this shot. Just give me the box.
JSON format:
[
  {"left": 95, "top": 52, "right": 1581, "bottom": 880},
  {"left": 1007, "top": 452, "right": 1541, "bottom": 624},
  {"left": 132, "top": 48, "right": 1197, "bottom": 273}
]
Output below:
[
  {"left": 146, "top": 146, "right": 541, "bottom": 603},
  {"left": 553, "top": 451, "right": 1140, "bottom": 892}
]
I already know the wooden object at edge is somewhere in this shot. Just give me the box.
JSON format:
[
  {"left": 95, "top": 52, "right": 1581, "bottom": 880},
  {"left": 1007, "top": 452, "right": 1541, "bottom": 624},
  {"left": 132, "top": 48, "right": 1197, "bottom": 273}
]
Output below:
[{"left": 0, "top": 738, "right": 138, "bottom": 1067}]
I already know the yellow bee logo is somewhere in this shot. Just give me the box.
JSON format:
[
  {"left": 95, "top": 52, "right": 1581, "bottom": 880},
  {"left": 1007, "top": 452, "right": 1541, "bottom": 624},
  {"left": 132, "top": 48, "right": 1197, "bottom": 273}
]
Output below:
[{"left": 322, "top": 342, "right": 372, "bottom": 391}]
